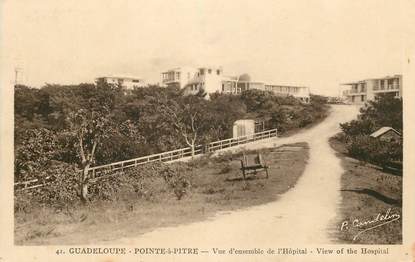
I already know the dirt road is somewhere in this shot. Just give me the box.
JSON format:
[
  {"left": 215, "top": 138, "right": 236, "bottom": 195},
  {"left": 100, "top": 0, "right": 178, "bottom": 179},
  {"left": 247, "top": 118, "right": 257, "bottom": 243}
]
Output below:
[{"left": 108, "top": 105, "right": 360, "bottom": 247}]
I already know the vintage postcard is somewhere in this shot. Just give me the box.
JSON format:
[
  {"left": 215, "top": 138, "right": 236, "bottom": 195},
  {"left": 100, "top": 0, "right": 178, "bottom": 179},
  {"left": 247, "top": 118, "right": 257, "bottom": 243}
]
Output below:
[{"left": 1, "top": 0, "right": 415, "bottom": 261}]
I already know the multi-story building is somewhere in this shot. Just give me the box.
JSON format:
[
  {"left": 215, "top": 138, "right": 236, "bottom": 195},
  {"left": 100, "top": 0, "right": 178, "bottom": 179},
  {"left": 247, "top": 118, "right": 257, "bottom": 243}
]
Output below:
[
  {"left": 264, "top": 84, "right": 310, "bottom": 103},
  {"left": 161, "top": 66, "right": 310, "bottom": 102},
  {"left": 342, "top": 74, "right": 402, "bottom": 104},
  {"left": 161, "top": 67, "right": 200, "bottom": 89},
  {"left": 95, "top": 75, "right": 146, "bottom": 90}
]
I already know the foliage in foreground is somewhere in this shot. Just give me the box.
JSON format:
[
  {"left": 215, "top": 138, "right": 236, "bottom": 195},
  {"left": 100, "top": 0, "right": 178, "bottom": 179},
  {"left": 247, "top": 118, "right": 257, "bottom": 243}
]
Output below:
[
  {"left": 15, "top": 83, "right": 328, "bottom": 203},
  {"left": 344, "top": 135, "right": 402, "bottom": 168},
  {"left": 337, "top": 94, "right": 402, "bottom": 168},
  {"left": 15, "top": 162, "right": 192, "bottom": 213}
]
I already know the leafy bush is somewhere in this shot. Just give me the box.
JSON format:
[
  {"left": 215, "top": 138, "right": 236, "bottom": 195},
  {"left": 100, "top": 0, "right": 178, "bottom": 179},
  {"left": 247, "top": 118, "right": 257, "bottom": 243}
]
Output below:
[
  {"left": 88, "top": 162, "right": 193, "bottom": 202},
  {"left": 338, "top": 94, "right": 402, "bottom": 168},
  {"left": 88, "top": 163, "right": 168, "bottom": 202},
  {"left": 340, "top": 119, "right": 377, "bottom": 137},
  {"left": 14, "top": 128, "right": 62, "bottom": 182},
  {"left": 359, "top": 94, "right": 402, "bottom": 131},
  {"left": 15, "top": 162, "right": 80, "bottom": 212},
  {"left": 159, "top": 163, "right": 192, "bottom": 200},
  {"left": 346, "top": 135, "right": 402, "bottom": 168}
]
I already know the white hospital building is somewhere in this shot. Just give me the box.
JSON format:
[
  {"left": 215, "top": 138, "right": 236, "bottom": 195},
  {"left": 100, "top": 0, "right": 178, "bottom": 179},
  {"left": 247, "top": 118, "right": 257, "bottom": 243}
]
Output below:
[
  {"left": 161, "top": 66, "right": 310, "bottom": 103},
  {"left": 342, "top": 74, "right": 402, "bottom": 104},
  {"left": 95, "top": 75, "right": 146, "bottom": 90}
]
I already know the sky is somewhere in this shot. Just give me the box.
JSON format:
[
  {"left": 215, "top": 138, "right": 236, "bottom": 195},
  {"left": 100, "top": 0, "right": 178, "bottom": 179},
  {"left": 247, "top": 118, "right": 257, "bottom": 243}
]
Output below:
[{"left": 0, "top": 0, "right": 411, "bottom": 96}]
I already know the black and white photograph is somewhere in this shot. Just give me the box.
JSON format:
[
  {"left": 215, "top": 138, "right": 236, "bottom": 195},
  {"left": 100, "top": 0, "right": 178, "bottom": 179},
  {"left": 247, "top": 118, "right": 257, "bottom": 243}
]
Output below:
[{"left": 1, "top": 0, "right": 414, "bottom": 261}]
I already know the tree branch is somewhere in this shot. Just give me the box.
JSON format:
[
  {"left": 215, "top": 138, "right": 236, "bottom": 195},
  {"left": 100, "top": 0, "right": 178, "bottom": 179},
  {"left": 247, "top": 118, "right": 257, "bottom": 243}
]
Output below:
[{"left": 78, "top": 131, "right": 86, "bottom": 164}]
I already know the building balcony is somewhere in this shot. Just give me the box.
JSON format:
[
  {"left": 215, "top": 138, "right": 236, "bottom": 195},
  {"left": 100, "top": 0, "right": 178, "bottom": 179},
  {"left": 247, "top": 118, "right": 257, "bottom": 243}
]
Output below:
[
  {"left": 373, "top": 84, "right": 400, "bottom": 91},
  {"left": 162, "top": 78, "right": 179, "bottom": 84},
  {"left": 373, "top": 89, "right": 400, "bottom": 93},
  {"left": 347, "top": 91, "right": 365, "bottom": 96},
  {"left": 373, "top": 85, "right": 400, "bottom": 92}
]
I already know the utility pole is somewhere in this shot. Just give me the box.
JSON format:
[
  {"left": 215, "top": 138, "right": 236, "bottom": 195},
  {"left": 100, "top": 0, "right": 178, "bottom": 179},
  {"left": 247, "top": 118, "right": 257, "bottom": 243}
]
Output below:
[{"left": 14, "top": 67, "right": 22, "bottom": 86}]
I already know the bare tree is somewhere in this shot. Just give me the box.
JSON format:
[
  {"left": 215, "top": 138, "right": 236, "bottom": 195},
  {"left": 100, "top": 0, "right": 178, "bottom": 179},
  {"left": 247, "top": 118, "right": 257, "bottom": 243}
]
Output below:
[
  {"left": 67, "top": 108, "right": 111, "bottom": 202},
  {"left": 159, "top": 96, "right": 209, "bottom": 157}
]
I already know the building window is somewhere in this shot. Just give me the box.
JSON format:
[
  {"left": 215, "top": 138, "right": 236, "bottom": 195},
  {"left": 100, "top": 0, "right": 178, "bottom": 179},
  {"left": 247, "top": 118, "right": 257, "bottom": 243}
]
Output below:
[
  {"left": 217, "top": 70, "right": 220, "bottom": 75},
  {"left": 208, "top": 69, "right": 212, "bottom": 74},
  {"left": 132, "top": 79, "right": 140, "bottom": 83},
  {"left": 361, "top": 83, "right": 366, "bottom": 93},
  {"left": 200, "top": 69, "right": 204, "bottom": 75}
]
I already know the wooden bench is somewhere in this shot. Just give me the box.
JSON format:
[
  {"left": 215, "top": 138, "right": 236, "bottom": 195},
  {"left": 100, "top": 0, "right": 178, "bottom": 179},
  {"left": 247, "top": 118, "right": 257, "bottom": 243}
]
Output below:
[{"left": 240, "top": 153, "right": 269, "bottom": 180}]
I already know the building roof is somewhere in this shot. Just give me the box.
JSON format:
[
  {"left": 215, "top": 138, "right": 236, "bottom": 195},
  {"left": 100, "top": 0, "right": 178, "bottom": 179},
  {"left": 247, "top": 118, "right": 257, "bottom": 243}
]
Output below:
[
  {"left": 238, "top": 73, "right": 251, "bottom": 82},
  {"left": 341, "top": 74, "right": 402, "bottom": 85},
  {"left": 370, "top": 127, "right": 401, "bottom": 138},
  {"left": 265, "top": 83, "right": 308, "bottom": 89},
  {"left": 97, "top": 75, "right": 143, "bottom": 80}
]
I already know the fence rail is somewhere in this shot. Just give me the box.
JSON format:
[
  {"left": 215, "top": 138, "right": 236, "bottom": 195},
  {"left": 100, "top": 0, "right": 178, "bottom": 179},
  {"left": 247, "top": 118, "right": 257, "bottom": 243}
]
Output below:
[{"left": 14, "top": 128, "right": 277, "bottom": 191}]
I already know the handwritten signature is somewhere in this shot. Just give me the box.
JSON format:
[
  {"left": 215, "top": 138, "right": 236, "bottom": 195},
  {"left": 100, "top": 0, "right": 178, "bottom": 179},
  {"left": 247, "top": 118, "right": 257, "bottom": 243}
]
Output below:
[{"left": 340, "top": 208, "right": 400, "bottom": 241}]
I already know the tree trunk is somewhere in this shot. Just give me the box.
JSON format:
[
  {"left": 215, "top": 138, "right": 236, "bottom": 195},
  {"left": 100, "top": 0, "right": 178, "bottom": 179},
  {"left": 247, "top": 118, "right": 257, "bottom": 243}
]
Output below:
[
  {"left": 80, "top": 162, "right": 90, "bottom": 204},
  {"left": 190, "top": 144, "right": 195, "bottom": 158}
]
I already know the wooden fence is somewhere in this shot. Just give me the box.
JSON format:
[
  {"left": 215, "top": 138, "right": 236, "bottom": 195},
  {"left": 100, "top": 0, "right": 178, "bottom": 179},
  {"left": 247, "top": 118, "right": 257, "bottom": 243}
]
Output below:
[{"left": 14, "top": 128, "right": 278, "bottom": 191}]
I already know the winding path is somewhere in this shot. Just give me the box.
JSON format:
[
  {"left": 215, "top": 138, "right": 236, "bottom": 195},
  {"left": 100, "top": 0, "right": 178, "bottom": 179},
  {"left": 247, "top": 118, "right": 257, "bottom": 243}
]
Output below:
[{"left": 107, "top": 105, "right": 360, "bottom": 247}]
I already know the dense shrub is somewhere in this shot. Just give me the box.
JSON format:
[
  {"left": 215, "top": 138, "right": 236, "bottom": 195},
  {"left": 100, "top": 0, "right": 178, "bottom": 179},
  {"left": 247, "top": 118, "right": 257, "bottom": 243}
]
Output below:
[
  {"left": 338, "top": 94, "right": 402, "bottom": 168},
  {"left": 340, "top": 119, "right": 377, "bottom": 137},
  {"left": 88, "top": 163, "right": 167, "bottom": 202},
  {"left": 346, "top": 136, "right": 402, "bottom": 168},
  {"left": 359, "top": 94, "right": 402, "bottom": 131},
  {"left": 89, "top": 162, "right": 192, "bottom": 202},
  {"left": 14, "top": 162, "right": 80, "bottom": 212},
  {"left": 159, "top": 163, "right": 192, "bottom": 200},
  {"left": 14, "top": 128, "right": 62, "bottom": 181},
  {"left": 87, "top": 162, "right": 192, "bottom": 202},
  {"left": 95, "top": 134, "right": 144, "bottom": 165},
  {"left": 15, "top": 162, "right": 195, "bottom": 212}
]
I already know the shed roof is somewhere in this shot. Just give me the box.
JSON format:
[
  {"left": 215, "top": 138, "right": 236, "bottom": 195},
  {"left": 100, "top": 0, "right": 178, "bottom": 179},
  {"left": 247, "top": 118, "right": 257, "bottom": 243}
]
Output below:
[{"left": 370, "top": 127, "right": 401, "bottom": 138}]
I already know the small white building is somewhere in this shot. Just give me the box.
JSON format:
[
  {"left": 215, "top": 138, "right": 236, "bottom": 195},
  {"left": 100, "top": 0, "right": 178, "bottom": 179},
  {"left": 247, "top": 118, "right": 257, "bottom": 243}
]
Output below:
[
  {"left": 233, "top": 119, "right": 256, "bottom": 138},
  {"left": 95, "top": 75, "right": 146, "bottom": 90},
  {"left": 370, "top": 127, "right": 402, "bottom": 142}
]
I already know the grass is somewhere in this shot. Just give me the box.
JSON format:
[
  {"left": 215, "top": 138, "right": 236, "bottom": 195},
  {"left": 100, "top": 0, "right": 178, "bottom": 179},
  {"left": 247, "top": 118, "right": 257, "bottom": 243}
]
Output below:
[
  {"left": 329, "top": 136, "right": 402, "bottom": 244},
  {"left": 15, "top": 142, "right": 309, "bottom": 245}
]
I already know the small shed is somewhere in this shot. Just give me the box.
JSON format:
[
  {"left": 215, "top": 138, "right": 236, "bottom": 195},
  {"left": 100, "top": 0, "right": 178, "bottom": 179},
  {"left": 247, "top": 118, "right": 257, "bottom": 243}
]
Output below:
[
  {"left": 233, "top": 119, "right": 255, "bottom": 138},
  {"left": 370, "top": 127, "right": 402, "bottom": 142}
]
